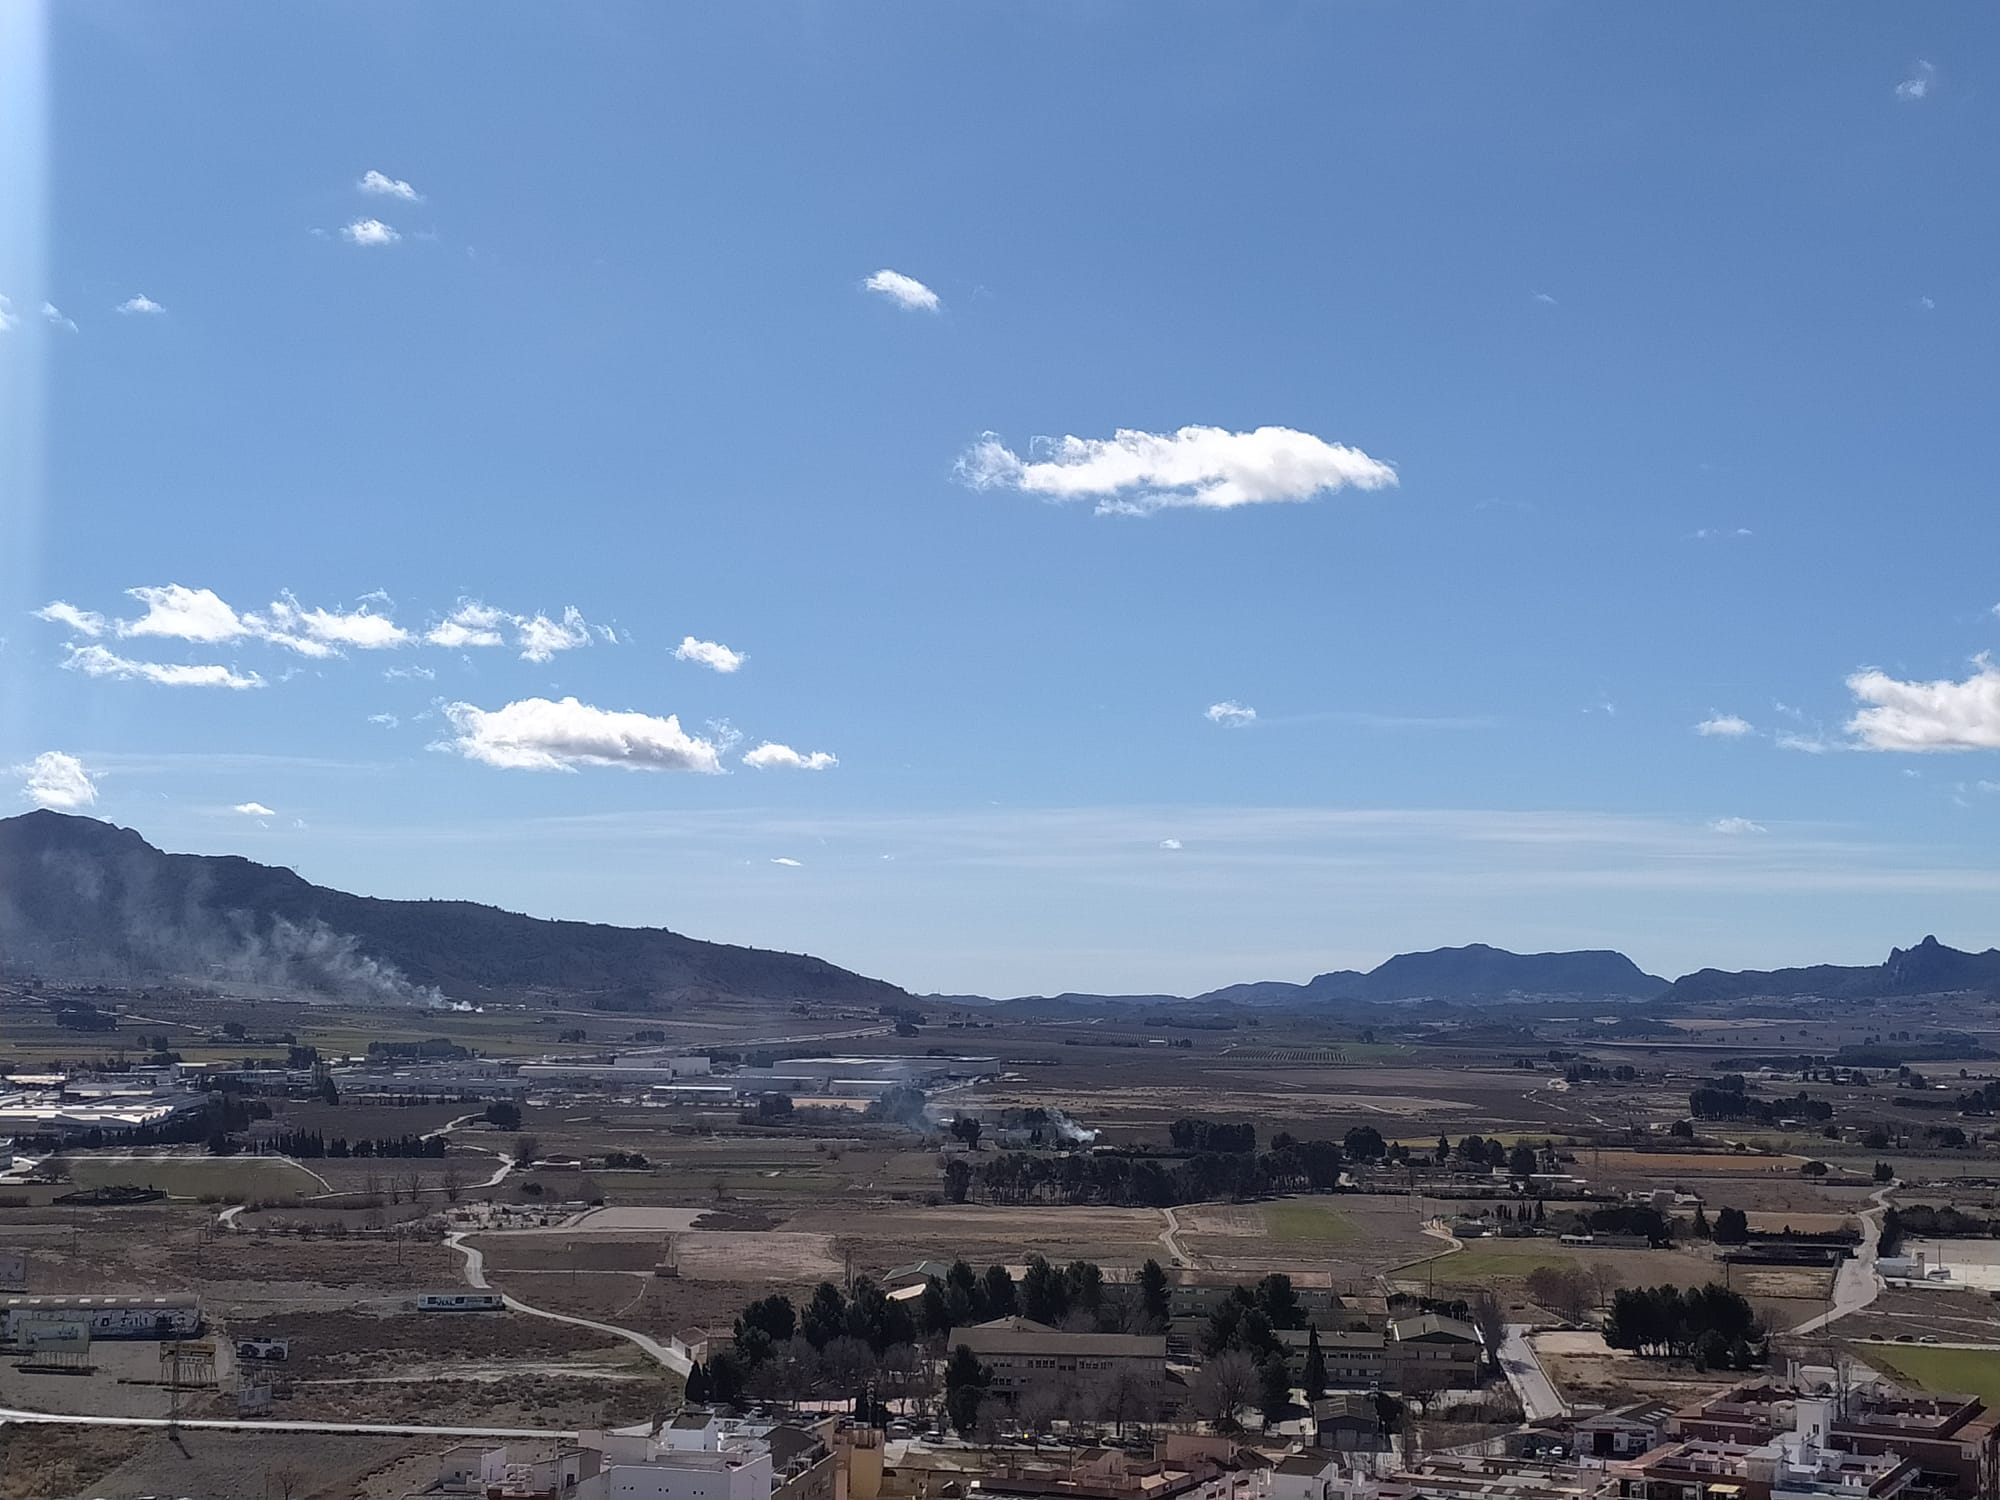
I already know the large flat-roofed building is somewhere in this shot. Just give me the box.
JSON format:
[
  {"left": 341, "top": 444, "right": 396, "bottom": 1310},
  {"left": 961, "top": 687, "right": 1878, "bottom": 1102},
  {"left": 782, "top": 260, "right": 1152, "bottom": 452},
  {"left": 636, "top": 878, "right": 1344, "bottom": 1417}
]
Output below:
[
  {"left": 950, "top": 1316, "right": 1169, "bottom": 1404},
  {"left": 1672, "top": 1383, "right": 2000, "bottom": 1500}
]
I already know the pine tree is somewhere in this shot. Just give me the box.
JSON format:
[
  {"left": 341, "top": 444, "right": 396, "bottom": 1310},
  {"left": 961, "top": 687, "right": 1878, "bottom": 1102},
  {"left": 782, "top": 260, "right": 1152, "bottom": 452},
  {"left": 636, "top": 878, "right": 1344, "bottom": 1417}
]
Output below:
[
  {"left": 1302, "top": 1323, "right": 1327, "bottom": 1397},
  {"left": 684, "top": 1361, "right": 710, "bottom": 1404}
]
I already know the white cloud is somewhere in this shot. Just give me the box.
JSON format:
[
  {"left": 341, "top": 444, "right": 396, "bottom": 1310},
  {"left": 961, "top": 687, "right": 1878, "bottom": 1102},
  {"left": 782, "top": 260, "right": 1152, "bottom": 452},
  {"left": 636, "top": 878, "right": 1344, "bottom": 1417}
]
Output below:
[
  {"left": 20, "top": 750, "right": 97, "bottom": 810},
  {"left": 1531, "top": 291, "right": 1558, "bottom": 306},
  {"left": 1847, "top": 660, "right": 2000, "bottom": 751},
  {"left": 1159, "top": 838, "right": 1183, "bottom": 851},
  {"left": 40, "top": 302, "right": 75, "bottom": 332},
  {"left": 367, "top": 712, "right": 400, "bottom": 728},
  {"left": 1691, "top": 527, "right": 1754, "bottom": 540},
  {"left": 1205, "top": 700, "right": 1258, "bottom": 728},
  {"left": 771, "top": 857, "right": 803, "bottom": 867},
  {"left": 358, "top": 170, "right": 421, "bottom": 201},
  {"left": 426, "top": 600, "right": 508, "bottom": 649},
  {"left": 63, "top": 644, "right": 263, "bottom": 690},
  {"left": 439, "top": 696, "right": 724, "bottom": 773},
  {"left": 341, "top": 218, "right": 401, "bottom": 247},
  {"left": 1896, "top": 61, "right": 1937, "bottom": 101},
  {"left": 863, "top": 269, "right": 941, "bottom": 312},
  {"left": 1708, "top": 816, "right": 1767, "bottom": 835},
  {"left": 958, "top": 424, "right": 1397, "bottom": 515},
  {"left": 233, "top": 801, "right": 276, "bottom": 817},
  {"left": 1775, "top": 732, "right": 1835, "bottom": 755},
  {"left": 260, "top": 596, "right": 411, "bottom": 651},
  {"left": 384, "top": 664, "right": 434, "bottom": 681},
  {"left": 741, "top": 742, "right": 837, "bottom": 771},
  {"left": 35, "top": 600, "right": 108, "bottom": 637},
  {"left": 674, "top": 636, "right": 746, "bottom": 673},
  {"left": 1918, "top": 296, "right": 1936, "bottom": 312},
  {"left": 1695, "top": 713, "right": 1753, "bottom": 738},
  {"left": 0, "top": 295, "right": 16, "bottom": 332},
  {"left": 514, "top": 606, "right": 592, "bottom": 662},
  {"left": 118, "top": 584, "right": 248, "bottom": 644},
  {"left": 115, "top": 294, "right": 165, "bottom": 315}
]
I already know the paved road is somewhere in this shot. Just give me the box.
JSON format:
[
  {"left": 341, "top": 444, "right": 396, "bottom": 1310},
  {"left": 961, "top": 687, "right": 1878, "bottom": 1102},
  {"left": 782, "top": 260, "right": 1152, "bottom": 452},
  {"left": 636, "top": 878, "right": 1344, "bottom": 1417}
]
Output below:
[
  {"left": 0, "top": 1405, "right": 577, "bottom": 1439},
  {"left": 447, "top": 1232, "right": 692, "bottom": 1377},
  {"left": 1498, "top": 1325, "right": 1569, "bottom": 1422},
  {"left": 1792, "top": 1180, "right": 1896, "bottom": 1335}
]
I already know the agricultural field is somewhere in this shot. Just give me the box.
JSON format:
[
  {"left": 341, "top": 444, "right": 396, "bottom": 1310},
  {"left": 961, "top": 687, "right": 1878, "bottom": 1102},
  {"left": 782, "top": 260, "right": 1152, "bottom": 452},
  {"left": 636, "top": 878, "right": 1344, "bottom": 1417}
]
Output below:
[{"left": 1867, "top": 1344, "right": 2000, "bottom": 1405}]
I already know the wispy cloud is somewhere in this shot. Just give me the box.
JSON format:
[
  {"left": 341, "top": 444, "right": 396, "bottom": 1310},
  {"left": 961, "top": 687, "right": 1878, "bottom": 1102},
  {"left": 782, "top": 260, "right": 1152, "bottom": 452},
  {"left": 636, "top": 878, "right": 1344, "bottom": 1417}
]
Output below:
[
  {"left": 341, "top": 218, "right": 401, "bottom": 247},
  {"left": 771, "top": 856, "right": 803, "bottom": 867},
  {"left": 742, "top": 742, "right": 837, "bottom": 771},
  {"left": 358, "top": 169, "right": 421, "bottom": 201},
  {"left": 19, "top": 751, "right": 97, "bottom": 810},
  {"left": 41, "top": 302, "right": 76, "bottom": 332},
  {"left": 863, "top": 269, "right": 941, "bottom": 312},
  {"left": 1709, "top": 816, "right": 1767, "bottom": 835},
  {"left": 115, "top": 294, "right": 165, "bottom": 316},
  {"left": 674, "top": 636, "right": 746, "bottom": 673},
  {"left": 233, "top": 801, "right": 276, "bottom": 818},
  {"left": 63, "top": 644, "right": 262, "bottom": 690},
  {"left": 1691, "top": 527, "right": 1754, "bottom": 540},
  {"left": 1158, "top": 838, "right": 1183, "bottom": 851},
  {"left": 1696, "top": 713, "right": 1754, "bottom": 738},
  {"left": 261, "top": 595, "right": 411, "bottom": 651},
  {"left": 1847, "top": 660, "right": 2000, "bottom": 751},
  {"left": 958, "top": 425, "right": 1396, "bottom": 515},
  {"left": 0, "top": 295, "right": 16, "bottom": 333},
  {"left": 514, "top": 607, "right": 592, "bottom": 663},
  {"left": 1896, "top": 60, "right": 1937, "bottom": 101},
  {"left": 1531, "top": 291, "right": 1558, "bottom": 306},
  {"left": 439, "top": 696, "right": 724, "bottom": 773},
  {"left": 425, "top": 600, "right": 509, "bottom": 650},
  {"left": 1206, "top": 700, "right": 1258, "bottom": 728},
  {"left": 34, "top": 601, "right": 107, "bottom": 637},
  {"left": 367, "top": 712, "right": 400, "bottom": 728}
]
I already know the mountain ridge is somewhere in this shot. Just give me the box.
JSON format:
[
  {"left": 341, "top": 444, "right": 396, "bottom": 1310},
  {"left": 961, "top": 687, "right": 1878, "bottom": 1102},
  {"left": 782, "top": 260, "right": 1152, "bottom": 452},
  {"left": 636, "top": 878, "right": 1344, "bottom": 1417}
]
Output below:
[{"left": 0, "top": 810, "right": 905, "bottom": 1010}]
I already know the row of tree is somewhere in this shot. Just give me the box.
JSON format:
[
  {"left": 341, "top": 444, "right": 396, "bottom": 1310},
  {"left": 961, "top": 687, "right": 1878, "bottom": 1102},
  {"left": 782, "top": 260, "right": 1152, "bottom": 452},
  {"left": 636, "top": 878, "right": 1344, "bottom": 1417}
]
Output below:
[
  {"left": 1602, "top": 1282, "right": 1762, "bottom": 1363},
  {"left": 256, "top": 1129, "right": 449, "bottom": 1159}
]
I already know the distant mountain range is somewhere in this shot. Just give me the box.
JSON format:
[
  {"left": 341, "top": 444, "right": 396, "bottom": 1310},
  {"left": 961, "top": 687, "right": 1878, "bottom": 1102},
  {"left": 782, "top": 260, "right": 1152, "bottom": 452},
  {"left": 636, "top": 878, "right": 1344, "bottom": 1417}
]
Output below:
[
  {"left": 943, "top": 944, "right": 1670, "bottom": 1010},
  {"left": 1660, "top": 934, "right": 2000, "bottom": 1005},
  {"left": 0, "top": 811, "right": 905, "bottom": 1010},
  {"left": 10, "top": 812, "right": 2000, "bottom": 1015}
]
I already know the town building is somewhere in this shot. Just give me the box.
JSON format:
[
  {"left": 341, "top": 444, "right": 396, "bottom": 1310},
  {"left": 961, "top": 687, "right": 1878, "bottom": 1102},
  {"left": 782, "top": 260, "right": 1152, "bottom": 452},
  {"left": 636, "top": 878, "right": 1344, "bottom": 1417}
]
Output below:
[
  {"left": 949, "top": 1316, "right": 1170, "bottom": 1407},
  {"left": 1385, "top": 1314, "right": 1482, "bottom": 1391},
  {"left": 1671, "top": 1381, "right": 2000, "bottom": 1500}
]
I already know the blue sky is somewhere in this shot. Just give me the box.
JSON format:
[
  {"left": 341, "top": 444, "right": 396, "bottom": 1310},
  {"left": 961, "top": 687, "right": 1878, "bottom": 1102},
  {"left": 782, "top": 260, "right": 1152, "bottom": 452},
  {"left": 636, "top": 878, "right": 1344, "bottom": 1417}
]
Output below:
[{"left": 5, "top": 3, "right": 2000, "bottom": 997}]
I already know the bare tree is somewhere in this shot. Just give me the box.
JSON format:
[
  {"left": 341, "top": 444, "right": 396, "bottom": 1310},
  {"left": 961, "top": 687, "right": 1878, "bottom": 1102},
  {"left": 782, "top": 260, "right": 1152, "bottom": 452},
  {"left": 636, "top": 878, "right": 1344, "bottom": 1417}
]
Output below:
[
  {"left": 513, "top": 1133, "right": 541, "bottom": 1167},
  {"left": 1097, "top": 1368, "right": 1161, "bottom": 1435},
  {"left": 1468, "top": 1289, "right": 1508, "bottom": 1365},
  {"left": 361, "top": 1168, "right": 383, "bottom": 1206},
  {"left": 441, "top": 1161, "right": 464, "bottom": 1204},
  {"left": 1588, "top": 1263, "right": 1623, "bottom": 1312},
  {"left": 268, "top": 1460, "right": 308, "bottom": 1499},
  {"left": 403, "top": 1167, "right": 425, "bottom": 1204},
  {"left": 1018, "top": 1382, "right": 1064, "bottom": 1444},
  {"left": 1189, "top": 1349, "right": 1257, "bottom": 1431}
]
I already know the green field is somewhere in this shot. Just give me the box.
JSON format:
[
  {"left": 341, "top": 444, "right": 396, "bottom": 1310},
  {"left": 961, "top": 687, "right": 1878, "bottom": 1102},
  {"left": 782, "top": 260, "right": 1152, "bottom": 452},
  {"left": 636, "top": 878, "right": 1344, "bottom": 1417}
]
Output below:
[
  {"left": 1264, "top": 1199, "right": 1362, "bottom": 1247},
  {"left": 1868, "top": 1344, "right": 2000, "bottom": 1404},
  {"left": 63, "top": 1155, "right": 323, "bottom": 1201}
]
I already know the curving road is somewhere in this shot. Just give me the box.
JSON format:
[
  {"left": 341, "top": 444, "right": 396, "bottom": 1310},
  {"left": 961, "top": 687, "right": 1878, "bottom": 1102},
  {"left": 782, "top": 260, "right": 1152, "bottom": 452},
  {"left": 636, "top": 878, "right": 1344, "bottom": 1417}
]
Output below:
[
  {"left": 446, "top": 1232, "right": 691, "bottom": 1378},
  {"left": 1791, "top": 1180, "right": 1896, "bottom": 1336}
]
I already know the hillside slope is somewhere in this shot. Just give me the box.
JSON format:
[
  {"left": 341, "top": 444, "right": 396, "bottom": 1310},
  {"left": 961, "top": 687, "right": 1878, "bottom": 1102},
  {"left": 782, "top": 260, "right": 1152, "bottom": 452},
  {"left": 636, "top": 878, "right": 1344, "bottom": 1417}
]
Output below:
[{"left": 0, "top": 811, "right": 905, "bottom": 1010}]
